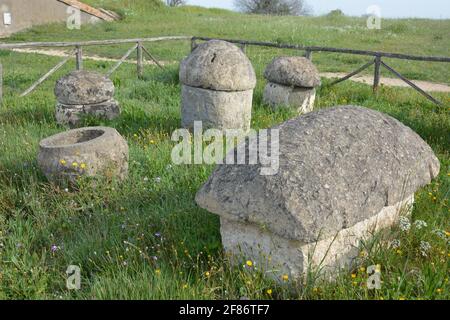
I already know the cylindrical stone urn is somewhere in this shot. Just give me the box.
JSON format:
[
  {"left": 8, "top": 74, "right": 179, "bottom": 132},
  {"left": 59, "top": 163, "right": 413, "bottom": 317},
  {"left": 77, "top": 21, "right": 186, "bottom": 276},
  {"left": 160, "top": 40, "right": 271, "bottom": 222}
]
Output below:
[
  {"left": 55, "top": 71, "right": 120, "bottom": 127},
  {"left": 263, "top": 56, "right": 321, "bottom": 114},
  {"left": 179, "top": 40, "right": 257, "bottom": 132}
]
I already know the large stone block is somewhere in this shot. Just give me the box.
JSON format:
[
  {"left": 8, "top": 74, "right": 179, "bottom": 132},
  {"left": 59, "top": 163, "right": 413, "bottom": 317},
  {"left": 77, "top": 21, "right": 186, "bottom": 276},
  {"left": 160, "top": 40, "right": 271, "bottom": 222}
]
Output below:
[
  {"left": 220, "top": 194, "right": 414, "bottom": 280},
  {"left": 263, "top": 82, "right": 316, "bottom": 114},
  {"left": 38, "top": 126, "right": 128, "bottom": 183},
  {"left": 196, "top": 106, "right": 440, "bottom": 280},
  {"left": 181, "top": 85, "right": 253, "bottom": 132}
]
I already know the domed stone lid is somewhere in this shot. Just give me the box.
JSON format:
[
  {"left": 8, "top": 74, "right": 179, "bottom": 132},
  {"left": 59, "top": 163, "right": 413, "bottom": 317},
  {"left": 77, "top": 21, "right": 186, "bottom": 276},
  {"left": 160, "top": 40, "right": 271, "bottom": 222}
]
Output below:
[
  {"left": 55, "top": 70, "right": 115, "bottom": 105},
  {"left": 180, "top": 40, "right": 256, "bottom": 91},
  {"left": 264, "top": 56, "right": 321, "bottom": 88},
  {"left": 196, "top": 106, "right": 440, "bottom": 243}
]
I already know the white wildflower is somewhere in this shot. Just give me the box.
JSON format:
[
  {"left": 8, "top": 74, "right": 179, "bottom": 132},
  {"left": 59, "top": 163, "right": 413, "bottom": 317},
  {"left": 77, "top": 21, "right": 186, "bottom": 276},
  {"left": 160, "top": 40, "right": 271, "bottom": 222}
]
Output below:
[
  {"left": 389, "top": 239, "right": 401, "bottom": 249},
  {"left": 414, "top": 220, "right": 427, "bottom": 230},
  {"left": 432, "top": 229, "right": 446, "bottom": 239},
  {"left": 419, "top": 241, "right": 431, "bottom": 257},
  {"left": 399, "top": 216, "right": 411, "bottom": 232}
]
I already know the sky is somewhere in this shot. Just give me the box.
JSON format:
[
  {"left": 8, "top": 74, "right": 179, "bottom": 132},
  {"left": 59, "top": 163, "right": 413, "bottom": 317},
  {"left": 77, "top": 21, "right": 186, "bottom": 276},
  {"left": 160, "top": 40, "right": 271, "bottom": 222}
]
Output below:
[{"left": 187, "top": 0, "right": 450, "bottom": 19}]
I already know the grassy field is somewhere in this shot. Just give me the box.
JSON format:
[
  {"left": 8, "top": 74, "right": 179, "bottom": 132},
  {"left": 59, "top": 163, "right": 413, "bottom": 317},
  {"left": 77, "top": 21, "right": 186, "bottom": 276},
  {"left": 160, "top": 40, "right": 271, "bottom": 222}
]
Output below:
[
  {"left": 5, "top": 0, "right": 450, "bottom": 84},
  {"left": 0, "top": 1, "right": 449, "bottom": 300}
]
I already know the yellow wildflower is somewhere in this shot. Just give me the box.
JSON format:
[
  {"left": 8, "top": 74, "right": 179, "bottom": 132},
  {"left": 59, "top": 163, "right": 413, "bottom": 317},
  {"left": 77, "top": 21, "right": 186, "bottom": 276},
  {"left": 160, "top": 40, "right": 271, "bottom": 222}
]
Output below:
[
  {"left": 80, "top": 163, "right": 86, "bottom": 169},
  {"left": 59, "top": 159, "right": 66, "bottom": 165},
  {"left": 72, "top": 162, "right": 78, "bottom": 168},
  {"left": 246, "top": 260, "right": 253, "bottom": 267},
  {"left": 266, "top": 289, "right": 272, "bottom": 295},
  {"left": 282, "top": 274, "right": 289, "bottom": 282},
  {"left": 351, "top": 273, "right": 357, "bottom": 279}
]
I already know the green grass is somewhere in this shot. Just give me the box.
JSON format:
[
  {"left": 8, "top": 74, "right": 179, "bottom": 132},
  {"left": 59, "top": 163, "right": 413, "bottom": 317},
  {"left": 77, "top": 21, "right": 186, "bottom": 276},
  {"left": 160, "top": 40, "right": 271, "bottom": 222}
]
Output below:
[
  {"left": 4, "top": 0, "right": 450, "bottom": 84},
  {"left": 0, "top": 1, "right": 449, "bottom": 300}
]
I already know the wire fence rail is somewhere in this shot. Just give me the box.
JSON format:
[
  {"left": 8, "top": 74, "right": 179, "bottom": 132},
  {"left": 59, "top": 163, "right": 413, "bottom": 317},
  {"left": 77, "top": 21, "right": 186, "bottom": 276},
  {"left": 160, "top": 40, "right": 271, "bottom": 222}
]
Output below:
[{"left": 0, "top": 35, "right": 448, "bottom": 106}]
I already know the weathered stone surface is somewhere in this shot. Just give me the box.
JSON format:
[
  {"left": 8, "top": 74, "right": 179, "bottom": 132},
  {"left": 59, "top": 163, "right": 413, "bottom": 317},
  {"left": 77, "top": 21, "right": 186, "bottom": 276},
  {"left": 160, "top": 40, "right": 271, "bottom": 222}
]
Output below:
[
  {"left": 263, "top": 82, "right": 316, "bottom": 113},
  {"left": 55, "top": 99, "right": 121, "bottom": 127},
  {"left": 180, "top": 40, "right": 256, "bottom": 91},
  {"left": 181, "top": 84, "right": 253, "bottom": 132},
  {"left": 196, "top": 105, "right": 440, "bottom": 243},
  {"left": 55, "top": 70, "right": 115, "bottom": 105},
  {"left": 38, "top": 126, "right": 129, "bottom": 183},
  {"left": 264, "top": 56, "right": 321, "bottom": 88},
  {"left": 220, "top": 194, "right": 414, "bottom": 279}
]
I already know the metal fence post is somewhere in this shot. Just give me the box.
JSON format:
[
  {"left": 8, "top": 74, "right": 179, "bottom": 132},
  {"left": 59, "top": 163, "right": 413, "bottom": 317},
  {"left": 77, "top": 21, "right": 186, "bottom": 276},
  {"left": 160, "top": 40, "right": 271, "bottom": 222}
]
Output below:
[
  {"left": 137, "top": 41, "right": 143, "bottom": 79},
  {"left": 75, "top": 45, "right": 83, "bottom": 70},
  {"left": 373, "top": 55, "right": 381, "bottom": 93}
]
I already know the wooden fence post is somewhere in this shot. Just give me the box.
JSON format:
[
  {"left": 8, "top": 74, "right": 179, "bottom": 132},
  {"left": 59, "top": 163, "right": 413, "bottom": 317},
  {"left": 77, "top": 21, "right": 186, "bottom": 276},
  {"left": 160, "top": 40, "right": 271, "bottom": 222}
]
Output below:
[
  {"left": 137, "top": 41, "right": 143, "bottom": 79},
  {"left": 240, "top": 44, "right": 247, "bottom": 54},
  {"left": 373, "top": 55, "right": 381, "bottom": 93},
  {"left": 305, "top": 50, "right": 312, "bottom": 61},
  {"left": 0, "top": 63, "right": 2, "bottom": 107},
  {"left": 191, "top": 38, "right": 197, "bottom": 52},
  {"left": 75, "top": 45, "right": 83, "bottom": 70}
]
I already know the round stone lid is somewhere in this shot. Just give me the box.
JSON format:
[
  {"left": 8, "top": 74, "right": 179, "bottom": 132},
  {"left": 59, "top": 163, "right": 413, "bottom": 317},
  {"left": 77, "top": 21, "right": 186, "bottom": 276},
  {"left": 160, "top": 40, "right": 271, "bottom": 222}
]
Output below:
[
  {"left": 180, "top": 40, "right": 256, "bottom": 91},
  {"left": 55, "top": 70, "right": 115, "bottom": 105},
  {"left": 195, "top": 106, "right": 440, "bottom": 243},
  {"left": 264, "top": 56, "right": 321, "bottom": 88}
]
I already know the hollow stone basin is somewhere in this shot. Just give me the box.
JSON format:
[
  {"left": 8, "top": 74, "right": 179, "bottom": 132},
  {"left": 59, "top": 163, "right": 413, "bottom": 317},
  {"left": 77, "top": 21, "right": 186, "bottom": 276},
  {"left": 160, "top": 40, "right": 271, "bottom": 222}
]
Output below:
[{"left": 38, "top": 126, "right": 129, "bottom": 183}]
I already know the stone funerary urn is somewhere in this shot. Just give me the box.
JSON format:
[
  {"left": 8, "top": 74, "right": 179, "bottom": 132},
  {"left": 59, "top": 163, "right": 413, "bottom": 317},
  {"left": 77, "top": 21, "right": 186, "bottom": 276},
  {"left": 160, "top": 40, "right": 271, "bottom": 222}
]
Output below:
[
  {"left": 263, "top": 56, "right": 321, "bottom": 114},
  {"left": 180, "top": 40, "right": 257, "bottom": 132},
  {"left": 195, "top": 105, "right": 440, "bottom": 280},
  {"left": 55, "top": 70, "right": 121, "bottom": 127}
]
